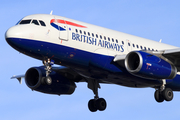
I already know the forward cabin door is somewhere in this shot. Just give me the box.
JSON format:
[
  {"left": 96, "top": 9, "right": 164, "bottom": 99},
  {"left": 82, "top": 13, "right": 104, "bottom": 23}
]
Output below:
[
  {"left": 58, "top": 19, "right": 68, "bottom": 41},
  {"left": 54, "top": 17, "right": 69, "bottom": 41}
]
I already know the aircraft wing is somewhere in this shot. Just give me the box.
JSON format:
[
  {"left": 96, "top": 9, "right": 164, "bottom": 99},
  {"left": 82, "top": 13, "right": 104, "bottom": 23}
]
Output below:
[
  {"left": 52, "top": 66, "right": 83, "bottom": 82},
  {"left": 163, "top": 48, "right": 180, "bottom": 71},
  {"left": 11, "top": 75, "right": 25, "bottom": 84},
  {"left": 11, "top": 66, "right": 84, "bottom": 84},
  {"left": 113, "top": 54, "right": 126, "bottom": 68},
  {"left": 114, "top": 48, "right": 180, "bottom": 71}
]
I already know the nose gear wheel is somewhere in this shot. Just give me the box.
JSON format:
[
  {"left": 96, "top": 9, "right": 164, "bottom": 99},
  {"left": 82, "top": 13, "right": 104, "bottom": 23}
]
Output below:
[{"left": 42, "top": 58, "right": 54, "bottom": 85}]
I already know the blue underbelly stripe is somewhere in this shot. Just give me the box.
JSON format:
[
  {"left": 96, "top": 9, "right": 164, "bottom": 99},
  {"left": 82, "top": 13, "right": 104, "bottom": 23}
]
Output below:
[{"left": 6, "top": 37, "right": 122, "bottom": 72}]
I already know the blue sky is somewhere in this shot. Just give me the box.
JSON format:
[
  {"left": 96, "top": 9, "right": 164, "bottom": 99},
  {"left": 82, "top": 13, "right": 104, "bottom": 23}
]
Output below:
[{"left": 1, "top": 0, "right": 180, "bottom": 120}]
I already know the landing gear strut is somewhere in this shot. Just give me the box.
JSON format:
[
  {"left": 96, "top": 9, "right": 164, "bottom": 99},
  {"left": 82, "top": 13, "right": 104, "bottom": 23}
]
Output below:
[
  {"left": 87, "top": 79, "right": 107, "bottom": 112},
  {"left": 43, "top": 58, "right": 54, "bottom": 76},
  {"left": 154, "top": 79, "right": 173, "bottom": 102},
  {"left": 42, "top": 58, "right": 54, "bottom": 85}
]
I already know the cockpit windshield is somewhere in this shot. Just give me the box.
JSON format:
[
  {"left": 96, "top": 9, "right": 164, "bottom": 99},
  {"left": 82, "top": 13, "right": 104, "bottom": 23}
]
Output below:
[
  {"left": 32, "top": 20, "right": 39, "bottom": 25},
  {"left": 18, "top": 19, "right": 46, "bottom": 26},
  {"left": 19, "top": 19, "right": 32, "bottom": 24},
  {"left": 39, "top": 20, "right": 46, "bottom": 26}
]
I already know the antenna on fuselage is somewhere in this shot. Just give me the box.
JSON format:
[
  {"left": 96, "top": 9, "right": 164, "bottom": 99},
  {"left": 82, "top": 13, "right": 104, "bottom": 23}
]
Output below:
[
  {"left": 159, "top": 39, "right": 162, "bottom": 43},
  {"left": 50, "top": 10, "right": 53, "bottom": 15}
]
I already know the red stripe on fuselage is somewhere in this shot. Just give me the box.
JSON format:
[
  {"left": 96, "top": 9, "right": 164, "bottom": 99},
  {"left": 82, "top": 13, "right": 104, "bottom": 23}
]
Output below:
[{"left": 50, "top": 19, "right": 87, "bottom": 28}]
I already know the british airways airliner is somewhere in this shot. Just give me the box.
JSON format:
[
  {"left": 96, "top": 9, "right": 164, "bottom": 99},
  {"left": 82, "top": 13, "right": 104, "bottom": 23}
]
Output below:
[{"left": 5, "top": 13, "right": 180, "bottom": 112}]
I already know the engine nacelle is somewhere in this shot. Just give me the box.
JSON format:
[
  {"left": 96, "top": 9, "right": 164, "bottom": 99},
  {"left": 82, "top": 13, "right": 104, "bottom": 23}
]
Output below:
[
  {"left": 125, "top": 51, "right": 177, "bottom": 79},
  {"left": 25, "top": 67, "right": 76, "bottom": 95}
]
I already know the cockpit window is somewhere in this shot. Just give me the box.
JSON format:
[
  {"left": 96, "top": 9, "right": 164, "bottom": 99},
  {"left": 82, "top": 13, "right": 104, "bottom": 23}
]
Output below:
[
  {"left": 39, "top": 20, "right": 46, "bottom": 26},
  {"left": 16, "top": 19, "right": 23, "bottom": 25},
  {"left": 19, "top": 19, "right": 32, "bottom": 24},
  {"left": 32, "top": 20, "right": 39, "bottom": 25},
  {"left": 18, "top": 19, "right": 46, "bottom": 27}
]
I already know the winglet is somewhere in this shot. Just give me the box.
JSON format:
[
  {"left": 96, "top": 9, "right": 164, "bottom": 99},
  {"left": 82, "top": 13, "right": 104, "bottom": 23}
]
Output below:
[
  {"left": 17, "top": 78, "right": 22, "bottom": 84},
  {"left": 11, "top": 75, "right": 25, "bottom": 84}
]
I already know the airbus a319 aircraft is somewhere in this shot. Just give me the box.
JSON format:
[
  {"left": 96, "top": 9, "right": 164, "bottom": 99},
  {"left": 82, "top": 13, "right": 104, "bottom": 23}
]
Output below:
[{"left": 5, "top": 13, "right": 180, "bottom": 112}]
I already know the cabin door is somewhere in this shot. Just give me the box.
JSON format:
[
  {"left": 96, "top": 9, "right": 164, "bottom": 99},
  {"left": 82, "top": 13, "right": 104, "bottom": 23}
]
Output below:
[{"left": 58, "top": 19, "right": 69, "bottom": 41}]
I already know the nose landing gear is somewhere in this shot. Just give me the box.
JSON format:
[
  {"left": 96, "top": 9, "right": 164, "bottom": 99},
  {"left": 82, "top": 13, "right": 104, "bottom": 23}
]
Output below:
[{"left": 42, "top": 58, "right": 54, "bottom": 85}]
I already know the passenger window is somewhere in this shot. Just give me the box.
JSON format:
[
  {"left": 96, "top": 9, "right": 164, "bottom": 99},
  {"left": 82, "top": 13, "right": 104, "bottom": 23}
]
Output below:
[
  {"left": 84, "top": 31, "right": 86, "bottom": 35},
  {"left": 144, "top": 47, "right": 147, "bottom": 50},
  {"left": 88, "top": 32, "right": 90, "bottom": 36},
  {"left": 140, "top": 46, "right": 143, "bottom": 49},
  {"left": 39, "top": 20, "right": 46, "bottom": 26},
  {"left": 96, "top": 34, "right": 98, "bottom": 38},
  {"left": 104, "top": 36, "right": 106, "bottom": 40},
  {"left": 128, "top": 43, "right": 130, "bottom": 46},
  {"left": 152, "top": 49, "right": 154, "bottom": 51},
  {"left": 108, "top": 37, "right": 110, "bottom": 41},
  {"left": 133, "top": 44, "right": 135, "bottom": 47},
  {"left": 80, "top": 30, "right": 82, "bottom": 34},
  {"left": 136, "top": 45, "right": 139, "bottom": 48},
  {"left": 122, "top": 41, "right": 124, "bottom": 44},
  {"left": 92, "top": 33, "right": 94, "bottom": 37},
  {"left": 116, "top": 39, "right": 118, "bottom": 43},
  {"left": 76, "top": 29, "right": 78, "bottom": 33},
  {"left": 100, "top": 35, "right": 102, "bottom": 39},
  {"left": 148, "top": 48, "right": 150, "bottom": 50},
  {"left": 32, "top": 20, "right": 39, "bottom": 25},
  {"left": 112, "top": 38, "right": 114, "bottom": 42},
  {"left": 19, "top": 19, "right": 32, "bottom": 24}
]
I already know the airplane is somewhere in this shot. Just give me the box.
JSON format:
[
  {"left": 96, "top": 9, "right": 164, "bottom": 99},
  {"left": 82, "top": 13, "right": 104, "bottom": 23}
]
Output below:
[{"left": 5, "top": 13, "right": 180, "bottom": 112}]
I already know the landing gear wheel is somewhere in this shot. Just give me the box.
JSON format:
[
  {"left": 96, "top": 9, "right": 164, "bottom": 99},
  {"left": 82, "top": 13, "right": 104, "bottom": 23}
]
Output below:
[
  {"left": 96, "top": 98, "right": 107, "bottom": 111},
  {"left": 88, "top": 98, "right": 107, "bottom": 112},
  {"left": 45, "top": 76, "right": 52, "bottom": 85},
  {"left": 163, "top": 88, "right": 173, "bottom": 101},
  {"left": 154, "top": 90, "right": 164, "bottom": 103},
  {"left": 87, "top": 79, "right": 107, "bottom": 112},
  {"left": 88, "top": 99, "right": 97, "bottom": 112}
]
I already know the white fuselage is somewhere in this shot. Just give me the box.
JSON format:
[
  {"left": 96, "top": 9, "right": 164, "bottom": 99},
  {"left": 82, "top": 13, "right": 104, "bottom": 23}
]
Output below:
[{"left": 6, "top": 14, "right": 178, "bottom": 58}]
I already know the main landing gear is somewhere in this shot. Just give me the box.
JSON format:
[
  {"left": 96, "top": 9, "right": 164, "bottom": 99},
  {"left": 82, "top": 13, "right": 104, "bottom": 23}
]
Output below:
[
  {"left": 87, "top": 79, "right": 107, "bottom": 112},
  {"left": 42, "top": 58, "right": 54, "bottom": 85},
  {"left": 154, "top": 79, "right": 173, "bottom": 103}
]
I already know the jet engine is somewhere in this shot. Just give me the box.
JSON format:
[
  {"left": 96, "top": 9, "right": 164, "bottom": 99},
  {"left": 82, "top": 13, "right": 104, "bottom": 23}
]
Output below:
[
  {"left": 125, "top": 51, "right": 177, "bottom": 79},
  {"left": 25, "top": 66, "right": 76, "bottom": 95}
]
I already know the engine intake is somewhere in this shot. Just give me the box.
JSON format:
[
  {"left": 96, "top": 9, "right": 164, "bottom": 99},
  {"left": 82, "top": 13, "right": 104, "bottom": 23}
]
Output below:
[
  {"left": 25, "top": 67, "right": 43, "bottom": 89},
  {"left": 25, "top": 67, "right": 76, "bottom": 95},
  {"left": 125, "top": 51, "right": 177, "bottom": 79}
]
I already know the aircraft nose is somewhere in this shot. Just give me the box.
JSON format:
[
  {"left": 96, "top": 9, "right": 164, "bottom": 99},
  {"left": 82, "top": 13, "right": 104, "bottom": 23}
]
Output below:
[
  {"left": 5, "top": 26, "right": 21, "bottom": 40},
  {"left": 5, "top": 26, "right": 23, "bottom": 49}
]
